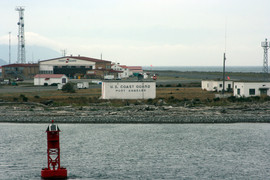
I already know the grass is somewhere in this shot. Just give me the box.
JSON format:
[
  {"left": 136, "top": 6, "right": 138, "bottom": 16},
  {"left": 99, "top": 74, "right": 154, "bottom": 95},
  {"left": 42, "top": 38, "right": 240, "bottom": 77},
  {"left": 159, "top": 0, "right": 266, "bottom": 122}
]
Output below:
[
  {"left": 0, "top": 86, "right": 217, "bottom": 106},
  {"left": 0, "top": 84, "right": 269, "bottom": 107}
]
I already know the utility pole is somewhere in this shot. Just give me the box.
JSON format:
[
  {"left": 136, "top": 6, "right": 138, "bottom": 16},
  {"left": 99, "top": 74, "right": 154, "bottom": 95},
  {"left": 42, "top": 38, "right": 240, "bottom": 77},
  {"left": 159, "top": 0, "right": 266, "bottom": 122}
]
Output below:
[
  {"left": 222, "top": 53, "right": 226, "bottom": 94},
  {"left": 9, "top": 32, "right": 11, "bottom": 64}
]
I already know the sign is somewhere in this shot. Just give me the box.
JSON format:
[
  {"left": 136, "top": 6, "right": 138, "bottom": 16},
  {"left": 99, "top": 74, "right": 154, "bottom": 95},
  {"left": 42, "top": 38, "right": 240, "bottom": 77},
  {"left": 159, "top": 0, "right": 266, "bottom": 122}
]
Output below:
[{"left": 102, "top": 81, "right": 156, "bottom": 99}]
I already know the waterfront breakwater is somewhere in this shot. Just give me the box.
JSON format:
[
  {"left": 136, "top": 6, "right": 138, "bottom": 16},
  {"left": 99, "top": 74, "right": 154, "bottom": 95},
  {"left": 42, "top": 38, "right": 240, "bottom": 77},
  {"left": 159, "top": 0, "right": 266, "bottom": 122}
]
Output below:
[{"left": 0, "top": 102, "right": 270, "bottom": 123}]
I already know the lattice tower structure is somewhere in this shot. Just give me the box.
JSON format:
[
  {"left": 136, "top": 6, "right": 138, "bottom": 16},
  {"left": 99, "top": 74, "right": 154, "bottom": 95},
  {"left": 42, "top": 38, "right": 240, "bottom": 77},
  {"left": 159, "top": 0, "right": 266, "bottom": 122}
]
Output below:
[{"left": 16, "top": 7, "right": 26, "bottom": 64}]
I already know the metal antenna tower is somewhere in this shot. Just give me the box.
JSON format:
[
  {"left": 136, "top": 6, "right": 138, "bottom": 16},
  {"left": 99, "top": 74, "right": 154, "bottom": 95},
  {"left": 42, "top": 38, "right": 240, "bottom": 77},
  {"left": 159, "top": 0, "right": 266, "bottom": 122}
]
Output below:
[
  {"left": 16, "top": 6, "right": 26, "bottom": 64},
  {"left": 261, "top": 38, "right": 270, "bottom": 80}
]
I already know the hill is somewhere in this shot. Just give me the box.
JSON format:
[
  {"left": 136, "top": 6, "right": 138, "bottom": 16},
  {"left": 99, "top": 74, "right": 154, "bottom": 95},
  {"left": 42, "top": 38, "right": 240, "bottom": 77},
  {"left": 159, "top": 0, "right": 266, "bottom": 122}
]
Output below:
[
  {"left": 0, "top": 45, "right": 61, "bottom": 63},
  {"left": 0, "top": 58, "right": 7, "bottom": 66}
]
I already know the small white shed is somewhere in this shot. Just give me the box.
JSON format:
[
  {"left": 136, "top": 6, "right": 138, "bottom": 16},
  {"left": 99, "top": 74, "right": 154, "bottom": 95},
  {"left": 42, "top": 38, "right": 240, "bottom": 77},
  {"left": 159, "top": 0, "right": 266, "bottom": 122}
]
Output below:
[
  {"left": 234, "top": 82, "right": 270, "bottom": 97},
  {"left": 34, "top": 74, "right": 68, "bottom": 86},
  {"left": 201, "top": 80, "right": 233, "bottom": 92}
]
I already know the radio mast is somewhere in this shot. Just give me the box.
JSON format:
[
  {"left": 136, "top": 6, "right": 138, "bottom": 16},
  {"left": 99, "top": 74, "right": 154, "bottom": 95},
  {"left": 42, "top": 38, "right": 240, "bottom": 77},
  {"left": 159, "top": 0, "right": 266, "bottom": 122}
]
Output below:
[
  {"left": 261, "top": 38, "right": 270, "bottom": 80},
  {"left": 16, "top": 6, "right": 26, "bottom": 64}
]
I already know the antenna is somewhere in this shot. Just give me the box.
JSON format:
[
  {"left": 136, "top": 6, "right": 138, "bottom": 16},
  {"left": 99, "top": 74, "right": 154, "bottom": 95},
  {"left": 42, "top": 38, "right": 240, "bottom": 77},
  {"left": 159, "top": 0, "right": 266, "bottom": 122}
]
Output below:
[
  {"left": 16, "top": 6, "right": 26, "bottom": 64},
  {"left": 261, "top": 38, "right": 269, "bottom": 81},
  {"left": 61, "top": 49, "right": 67, "bottom": 57},
  {"left": 222, "top": 18, "right": 227, "bottom": 94},
  {"left": 9, "top": 32, "right": 11, "bottom": 64}
]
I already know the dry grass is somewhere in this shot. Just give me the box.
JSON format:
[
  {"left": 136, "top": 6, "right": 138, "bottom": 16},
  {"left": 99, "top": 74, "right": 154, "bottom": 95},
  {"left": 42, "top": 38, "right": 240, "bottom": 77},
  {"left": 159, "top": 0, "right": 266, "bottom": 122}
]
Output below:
[
  {"left": 0, "top": 87, "right": 216, "bottom": 106},
  {"left": 157, "top": 87, "right": 215, "bottom": 100}
]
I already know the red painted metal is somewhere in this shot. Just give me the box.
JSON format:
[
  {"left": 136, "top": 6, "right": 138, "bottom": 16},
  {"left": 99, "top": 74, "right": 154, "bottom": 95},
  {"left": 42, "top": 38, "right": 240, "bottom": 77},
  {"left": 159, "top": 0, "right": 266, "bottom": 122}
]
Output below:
[{"left": 41, "top": 120, "right": 67, "bottom": 179}]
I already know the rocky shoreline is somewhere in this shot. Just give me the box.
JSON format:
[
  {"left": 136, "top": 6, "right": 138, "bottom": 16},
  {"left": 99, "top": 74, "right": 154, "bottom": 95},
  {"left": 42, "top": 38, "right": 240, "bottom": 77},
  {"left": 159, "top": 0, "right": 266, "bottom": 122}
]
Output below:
[{"left": 1, "top": 102, "right": 270, "bottom": 123}]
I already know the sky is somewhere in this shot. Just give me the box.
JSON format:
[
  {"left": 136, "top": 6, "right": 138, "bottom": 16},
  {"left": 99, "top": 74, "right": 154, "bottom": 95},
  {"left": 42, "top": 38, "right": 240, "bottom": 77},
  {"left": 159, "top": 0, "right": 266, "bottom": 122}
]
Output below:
[{"left": 0, "top": 0, "right": 270, "bottom": 66}]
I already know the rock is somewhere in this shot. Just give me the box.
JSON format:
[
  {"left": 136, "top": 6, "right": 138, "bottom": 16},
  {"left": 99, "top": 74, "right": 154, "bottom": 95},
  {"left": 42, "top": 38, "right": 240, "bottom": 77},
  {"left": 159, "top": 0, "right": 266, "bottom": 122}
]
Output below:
[{"left": 163, "top": 106, "right": 173, "bottom": 110}]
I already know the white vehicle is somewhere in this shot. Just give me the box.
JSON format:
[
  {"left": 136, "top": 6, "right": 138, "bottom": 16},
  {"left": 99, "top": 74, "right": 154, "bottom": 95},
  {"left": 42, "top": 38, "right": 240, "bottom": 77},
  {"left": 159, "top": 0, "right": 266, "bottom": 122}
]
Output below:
[{"left": 77, "top": 82, "right": 89, "bottom": 89}]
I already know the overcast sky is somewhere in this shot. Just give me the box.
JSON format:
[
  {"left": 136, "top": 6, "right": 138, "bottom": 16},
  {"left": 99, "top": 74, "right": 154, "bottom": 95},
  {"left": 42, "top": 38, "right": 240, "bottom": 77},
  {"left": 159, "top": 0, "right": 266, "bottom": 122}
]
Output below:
[{"left": 0, "top": 0, "right": 270, "bottom": 66}]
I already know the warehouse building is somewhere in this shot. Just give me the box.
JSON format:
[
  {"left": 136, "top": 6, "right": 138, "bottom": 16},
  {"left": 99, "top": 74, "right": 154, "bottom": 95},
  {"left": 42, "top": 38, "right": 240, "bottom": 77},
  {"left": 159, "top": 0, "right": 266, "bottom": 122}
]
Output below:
[
  {"left": 1, "top": 63, "right": 39, "bottom": 80},
  {"left": 39, "top": 56, "right": 116, "bottom": 79}
]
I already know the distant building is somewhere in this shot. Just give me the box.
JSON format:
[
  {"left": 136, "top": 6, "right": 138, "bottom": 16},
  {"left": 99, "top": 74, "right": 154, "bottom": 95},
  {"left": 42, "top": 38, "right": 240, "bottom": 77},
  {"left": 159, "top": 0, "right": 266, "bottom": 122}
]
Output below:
[
  {"left": 1, "top": 63, "right": 39, "bottom": 79},
  {"left": 39, "top": 56, "right": 114, "bottom": 79},
  {"left": 34, "top": 74, "right": 68, "bottom": 86},
  {"left": 0, "top": 66, "right": 2, "bottom": 78},
  {"left": 234, "top": 82, "right": 270, "bottom": 97},
  {"left": 127, "top": 66, "right": 143, "bottom": 76},
  {"left": 111, "top": 63, "right": 129, "bottom": 78},
  {"left": 201, "top": 80, "right": 233, "bottom": 92}
]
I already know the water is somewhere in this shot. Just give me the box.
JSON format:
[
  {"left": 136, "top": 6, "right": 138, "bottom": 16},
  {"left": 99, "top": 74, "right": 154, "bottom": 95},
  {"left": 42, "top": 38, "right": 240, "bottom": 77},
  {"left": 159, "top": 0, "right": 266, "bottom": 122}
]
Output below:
[
  {"left": 1, "top": 123, "right": 270, "bottom": 179},
  {"left": 143, "top": 66, "right": 263, "bottom": 73}
]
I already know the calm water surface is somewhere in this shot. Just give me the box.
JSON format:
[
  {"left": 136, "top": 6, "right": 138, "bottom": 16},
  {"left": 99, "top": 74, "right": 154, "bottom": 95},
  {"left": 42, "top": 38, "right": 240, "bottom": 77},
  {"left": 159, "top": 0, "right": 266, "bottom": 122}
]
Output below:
[{"left": 0, "top": 123, "right": 270, "bottom": 179}]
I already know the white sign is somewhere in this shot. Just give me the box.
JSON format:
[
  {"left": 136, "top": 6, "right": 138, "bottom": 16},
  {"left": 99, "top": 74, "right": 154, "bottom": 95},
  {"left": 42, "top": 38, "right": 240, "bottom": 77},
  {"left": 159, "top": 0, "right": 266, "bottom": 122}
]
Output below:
[{"left": 102, "top": 81, "right": 156, "bottom": 99}]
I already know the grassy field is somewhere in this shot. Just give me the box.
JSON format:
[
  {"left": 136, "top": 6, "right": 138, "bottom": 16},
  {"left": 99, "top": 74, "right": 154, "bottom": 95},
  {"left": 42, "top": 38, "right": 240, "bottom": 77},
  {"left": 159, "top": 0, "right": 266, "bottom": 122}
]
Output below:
[
  {"left": 0, "top": 86, "right": 218, "bottom": 106},
  {"left": 1, "top": 70, "right": 267, "bottom": 107}
]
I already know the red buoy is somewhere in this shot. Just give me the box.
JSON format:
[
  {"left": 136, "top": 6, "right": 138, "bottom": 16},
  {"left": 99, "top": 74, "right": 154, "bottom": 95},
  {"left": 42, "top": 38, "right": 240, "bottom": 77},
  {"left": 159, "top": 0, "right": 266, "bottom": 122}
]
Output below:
[{"left": 41, "top": 120, "right": 67, "bottom": 179}]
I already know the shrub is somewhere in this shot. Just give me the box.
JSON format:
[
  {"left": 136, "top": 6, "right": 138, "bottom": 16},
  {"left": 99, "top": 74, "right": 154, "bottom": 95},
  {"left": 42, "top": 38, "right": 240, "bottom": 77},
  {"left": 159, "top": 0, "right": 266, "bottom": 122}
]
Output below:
[
  {"left": 22, "top": 96, "right": 28, "bottom": 102},
  {"left": 165, "top": 84, "right": 172, "bottom": 87},
  {"left": 147, "top": 98, "right": 154, "bottom": 104},
  {"left": 13, "top": 97, "right": 18, "bottom": 102},
  {"left": 62, "top": 83, "right": 75, "bottom": 93},
  {"left": 227, "top": 96, "right": 236, "bottom": 102},
  {"left": 176, "top": 83, "right": 182, "bottom": 87}
]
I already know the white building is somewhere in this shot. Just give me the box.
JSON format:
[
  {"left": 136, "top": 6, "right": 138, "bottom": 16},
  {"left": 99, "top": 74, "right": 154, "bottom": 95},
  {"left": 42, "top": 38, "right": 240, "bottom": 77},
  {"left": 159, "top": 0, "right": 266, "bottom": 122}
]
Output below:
[
  {"left": 234, "top": 82, "right": 270, "bottom": 97},
  {"left": 102, "top": 81, "right": 156, "bottom": 99},
  {"left": 201, "top": 80, "right": 233, "bottom": 92},
  {"left": 34, "top": 74, "right": 68, "bottom": 86},
  {"left": 111, "top": 63, "right": 130, "bottom": 78}
]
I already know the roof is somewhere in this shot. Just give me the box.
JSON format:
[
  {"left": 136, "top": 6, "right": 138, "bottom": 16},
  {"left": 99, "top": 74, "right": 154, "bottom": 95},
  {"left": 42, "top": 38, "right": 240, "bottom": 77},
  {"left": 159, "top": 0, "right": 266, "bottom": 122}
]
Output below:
[
  {"left": 40, "top": 56, "right": 111, "bottom": 63},
  {"left": 127, "top": 66, "right": 143, "bottom": 70},
  {"left": 2, "top": 63, "right": 39, "bottom": 67},
  {"left": 88, "top": 69, "right": 123, "bottom": 73},
  {"left": 119, "top": 65, "right": 128, "bottom": 69},
  {"left": 34, "top": 74, "right": 66, "bottom": 78}
]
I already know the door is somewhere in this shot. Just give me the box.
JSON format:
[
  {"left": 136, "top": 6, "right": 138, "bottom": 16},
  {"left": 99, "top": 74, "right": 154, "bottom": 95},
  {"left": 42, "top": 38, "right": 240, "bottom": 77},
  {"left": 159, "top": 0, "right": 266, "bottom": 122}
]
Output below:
[{"left": 260, "top": 89, "right": 268, "bottom": 96}]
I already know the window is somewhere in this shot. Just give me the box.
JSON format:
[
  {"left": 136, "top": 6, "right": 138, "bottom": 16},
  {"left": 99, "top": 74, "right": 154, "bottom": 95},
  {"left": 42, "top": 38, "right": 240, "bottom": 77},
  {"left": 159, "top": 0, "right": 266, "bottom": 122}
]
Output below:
[
  {"left": 219, "top": 84, "right": 222, "bottom": 88},
  {"left": 249, "top": 89, "right": 255, "bottom": 95},
  {"left": 237, "top": 89, "right": 240, "bottom": 95}
]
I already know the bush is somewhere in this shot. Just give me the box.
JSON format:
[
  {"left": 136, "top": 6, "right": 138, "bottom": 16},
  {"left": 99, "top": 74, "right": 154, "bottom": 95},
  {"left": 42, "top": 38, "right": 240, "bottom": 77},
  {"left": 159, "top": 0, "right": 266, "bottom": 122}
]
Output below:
[
  {"left": 13, "top": 97, "right": 18, "bottom": 102},
  {"left": 19, "top": 94, "right": 28, "bottom": 102},
  {"left": 62, "top": 83, "right": 75, "bottom": 93},
  {"left": 176, "top": 83, "right": 182, "bottom": 87}
]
